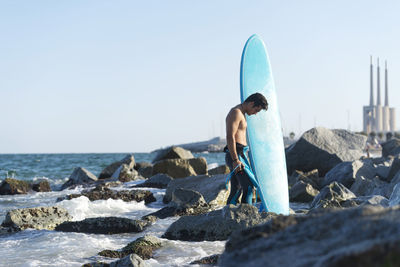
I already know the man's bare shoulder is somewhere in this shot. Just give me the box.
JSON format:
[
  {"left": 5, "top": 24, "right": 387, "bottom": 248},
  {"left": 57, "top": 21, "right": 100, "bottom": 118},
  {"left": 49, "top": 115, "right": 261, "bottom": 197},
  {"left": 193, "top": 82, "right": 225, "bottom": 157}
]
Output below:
[{"left": 226, "top": 107, "right": 244, "bottom": 123}]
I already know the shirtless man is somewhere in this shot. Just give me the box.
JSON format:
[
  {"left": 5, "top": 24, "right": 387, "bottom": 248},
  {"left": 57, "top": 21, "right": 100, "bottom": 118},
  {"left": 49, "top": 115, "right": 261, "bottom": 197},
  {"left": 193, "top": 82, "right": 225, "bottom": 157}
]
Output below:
[{"left": 224, "top": 93, "right": 268, "bottom": 204}]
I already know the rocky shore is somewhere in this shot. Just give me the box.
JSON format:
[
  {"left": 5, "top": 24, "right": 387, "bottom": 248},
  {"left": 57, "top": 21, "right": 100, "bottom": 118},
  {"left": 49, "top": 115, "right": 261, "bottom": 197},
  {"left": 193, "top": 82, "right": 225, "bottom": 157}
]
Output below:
[{"left": 2, "top": 127, "right": 400, "bottom": 266}]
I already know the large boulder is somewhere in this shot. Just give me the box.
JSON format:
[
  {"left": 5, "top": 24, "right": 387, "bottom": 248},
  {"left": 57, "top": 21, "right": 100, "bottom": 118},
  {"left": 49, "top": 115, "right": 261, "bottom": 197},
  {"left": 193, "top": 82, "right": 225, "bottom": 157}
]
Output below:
[
  {"left": 288, "top": 169, "right": 322, "bottom": 189},
  {"left": 285, "top": 127, "right": 367, "bottom": 176},
  {"left": 133, "top": 173, "right": 173, "bottom": 189},
  {"left": 289, "top": 180, "right": 319, "bottom": 202},
  {"left": 55, "top": 217, "right": 153, "bottom": 234},
  {"left": 381, "top": 138, "right": 400, "bottom": 157},
  {"left": 163, "top": 174, "right": 228, "bottom": 206},
  {"left": 61, "top": 167, "right": 98, "bottom": 190},
  {"left": 342, "top": 195, "right": 389, "bottom": 208},
  {"left": 310, "top": 182, "right": 356, "bottom": 210},
  {"left": 99, "top": 235, "right": 162, "bottom": 260},
  {"left": 219, "top": 205, "right": 400, "bottom": 267},
  {"left": 208, "top": 165, "right": 230, "bottom": 175},
  {"left": 1, "top": 206, "right": 72, "bottom": 230},
  {"left": 385, "top": 155, "right": 400, "bottom": 182},
  {"left": 323, "top": 159, "right": 376, "bottom": 188},
  {"left": 60, "top": 185, "right": 156, "bottom": 204},
  {"left": 162, "top": 204, "right": 276, "bottom": 241},
  {"left": 152, "top": 146, "right": 194, "bottom": 163},
  {"left": 99, "top": 155, "right": 135, "bottom": 179},
  {"left": 152, "top": 158, "right": 207, "bottom": 178},
  {"left": 0, "top": 178, "right": 30, "bottom": 195}
]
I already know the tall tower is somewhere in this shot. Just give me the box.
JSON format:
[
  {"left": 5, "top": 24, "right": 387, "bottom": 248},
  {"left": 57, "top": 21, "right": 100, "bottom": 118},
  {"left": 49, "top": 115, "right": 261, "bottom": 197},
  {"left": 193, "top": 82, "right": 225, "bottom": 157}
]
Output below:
[
  {"left": 383, "top": 60, "right": 390, "bottom": 132},
  {"left": 363, "top": 56, "right": 375, "bottom": 134},
  {"left": 375, "top": 58, "right": 383, "bottom": 132},
  {"left": 370, "top": 55, "right": 374, "bottom": 106}
]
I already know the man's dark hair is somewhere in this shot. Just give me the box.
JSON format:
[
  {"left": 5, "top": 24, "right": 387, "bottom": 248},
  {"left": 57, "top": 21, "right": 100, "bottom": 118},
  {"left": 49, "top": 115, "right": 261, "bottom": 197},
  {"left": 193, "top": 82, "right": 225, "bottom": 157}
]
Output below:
[{"left": 244, "top": 93, "right": 268, "bottom": 110}]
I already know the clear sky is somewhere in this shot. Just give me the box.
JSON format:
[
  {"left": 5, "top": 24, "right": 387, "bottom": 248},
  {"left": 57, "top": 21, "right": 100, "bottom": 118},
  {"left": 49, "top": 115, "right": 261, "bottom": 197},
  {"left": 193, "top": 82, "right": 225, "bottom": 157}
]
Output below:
[{"left": 1, "top": 1, "right": 399, "bottom": 153}]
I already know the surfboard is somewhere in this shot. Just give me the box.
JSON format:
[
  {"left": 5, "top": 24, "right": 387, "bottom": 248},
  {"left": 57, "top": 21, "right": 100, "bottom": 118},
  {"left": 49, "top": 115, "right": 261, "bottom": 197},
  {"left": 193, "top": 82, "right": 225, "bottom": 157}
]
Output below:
[{"left": 240, "top": 34, "right": 289, "bottom": 215}]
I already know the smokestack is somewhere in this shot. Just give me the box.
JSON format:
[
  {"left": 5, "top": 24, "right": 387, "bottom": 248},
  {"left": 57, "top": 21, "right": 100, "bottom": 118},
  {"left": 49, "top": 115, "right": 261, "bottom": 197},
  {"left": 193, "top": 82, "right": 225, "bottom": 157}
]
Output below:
[
  {"left": 385, "top": 60, "right": 389, "bottom": 106},
  {"left": 377, "top": 58, "right": 381, "bottom": 106},
  {"left": 370, "top": 56, "right": 374, "bottom": 106}
]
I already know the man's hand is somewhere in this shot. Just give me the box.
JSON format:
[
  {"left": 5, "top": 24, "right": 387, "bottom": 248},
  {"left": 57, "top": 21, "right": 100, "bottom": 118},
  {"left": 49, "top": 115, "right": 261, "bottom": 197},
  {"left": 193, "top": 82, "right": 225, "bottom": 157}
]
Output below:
[{"left": 233, "top": 159, "right": 245, "bottom": 173}]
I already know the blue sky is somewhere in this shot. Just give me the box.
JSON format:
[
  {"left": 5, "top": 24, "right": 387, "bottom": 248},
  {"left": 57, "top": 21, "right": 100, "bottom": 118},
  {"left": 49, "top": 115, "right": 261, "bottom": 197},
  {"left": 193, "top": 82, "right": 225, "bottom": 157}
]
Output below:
[{"left": 1, "top": 1, "right": 399, "bottom": 153}]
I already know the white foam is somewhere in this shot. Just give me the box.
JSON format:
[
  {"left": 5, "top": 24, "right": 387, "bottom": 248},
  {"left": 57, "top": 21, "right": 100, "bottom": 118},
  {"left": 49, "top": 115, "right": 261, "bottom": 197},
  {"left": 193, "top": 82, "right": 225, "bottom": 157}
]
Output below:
[
  {"left": 207, "top": 163, "right": 219, "bottom": 170},
  {"left": 56, "top": 196, "right": 158, "bottom": 221}
]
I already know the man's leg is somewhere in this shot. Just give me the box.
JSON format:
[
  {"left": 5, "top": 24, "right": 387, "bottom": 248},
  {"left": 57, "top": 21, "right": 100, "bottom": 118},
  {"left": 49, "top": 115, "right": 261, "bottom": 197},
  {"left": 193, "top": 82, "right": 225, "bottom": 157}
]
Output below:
[
  {"left": 225, "top": 152, "right": 241, "bottom": 205},
  {"left": 237, "top": 171, "right": 254, "bottom": 204}
]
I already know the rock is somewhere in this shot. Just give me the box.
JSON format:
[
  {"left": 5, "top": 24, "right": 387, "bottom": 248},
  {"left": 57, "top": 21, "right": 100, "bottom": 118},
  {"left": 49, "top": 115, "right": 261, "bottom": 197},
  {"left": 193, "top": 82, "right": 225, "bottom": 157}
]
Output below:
[
  {"left": 61, "top": 185, "right": 156, "bottom": 204},
  {"left": 285, "top": 127, "right": 366, "bottom": 176},
  {"left": 137, "top": 166, "right": 153, "bottom": 179},
  {"left": 381, "top": 138, "right": 400, "bottom": 157},
  {"left": 99, "top": 155, "right": 135, "bottom": 179},
  {"left": 342, "top": 195, "right": 389, "bottom": 207},
  {"left": 385, "top": 155, "right": 400, "bottom": 182},
  {"left": 152, "top": 159, "right": 197, "bottom": 178},
  {"left": 0, "top": 225, "right": 20, "bottom": 236},
  {"left": 31, "top": 180, "right": 51, "bottom": 192},
  {"left": 152, "top": 157, "right": 207, "bottom": 178},
  {"left": 134, "top": 162, "right": 152, "bottom": 171},
  {"left": 289, "top": 180, "right": 319, "bottom": 202},
  {"left": 162, "top": 204, "right": 276, "bottom": 241},
  {"left": 208, "top": 165, "right": 230, "bottom": 176},
  {"left": 219, "top": 205, "right": 400, "bottom": 267},
  {"left": 376, "top": 165, "right": 390, "bottom": 180},
  {"left": 112, "top": 164, "right": 143, "bottom": 183},
  {"left": 61, "top": 167, "right": 98, "bottom": 190},
  {"left": 190, "top": 254, "right": 219, "bottom": 265},
  {"left": 99, "top": 235, "right": 162, "bottom": 260},
  {"left": 188, "top": 157, "right": 208, "bottom": 175},
  {"left": 288, "top": 169, "right": 321, "bottom": 189},
  {"left": 109, "top": 254, "right": 148, "bottom": 267},
  {"left": 152, "top": 146, "right": 194, "bottom": 163},
  {"left": 55, "top": 217, "right": 152, "bottom": 234},
  {"left": 133, "top": 173, "right": 173, "bottom": 189},
  {"left": 0, "top": 178, "right": 30, "bottom": 195},
  {"left": 350, "top": 176, "right": 390, "bottom": 197},
  {"left": 2, "top": 206, "right": 72, "bottom": 230},
  {"left": 389, "top": 183, "right": 400, "bottom": 206},
  {"left": 310, "top": 182, "right": 356, "bottom": 210},
  {"left": 323, "top": 159, "right": 376, "bottom": 188},
  {"left": 163, "top": 174, "right": 228, "bottom": 207}
]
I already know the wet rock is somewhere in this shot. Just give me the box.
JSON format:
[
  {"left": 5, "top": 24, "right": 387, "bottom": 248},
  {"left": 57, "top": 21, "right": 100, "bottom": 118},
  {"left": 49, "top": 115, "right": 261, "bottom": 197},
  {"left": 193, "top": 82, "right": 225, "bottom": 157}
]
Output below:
[
  {"left": 109, "top": 254, "right": 148, "bottom": 267},
  {"left": 152, "top": 158, "right": 207, "bottom": 178},
  {"left": 133, "top": 174, "right": 173, "bottom": 189},
  {"left": 219, "top": 205, "right": 400, "bottom": 267},
  {"left": 190, "top": 254, "right": 219, "bottom": 265},
  {"left": 99, "top": 235, "right": 162, "bottom": 260},
  {"left": 99, "top": 155, "right": 135, "bottom": 179},
  {"left": 323, "top": 159, "right": 376, "bottom": 188},
  {"left": 381, "top": 138, "right": 400, "bottom": 157},
  {"left": 0, "top": 178, "right": 30, "bottom": 195},
  {"left": 163, "top": 174, "right": 228, "bottom": 207},
  {"left": 60, "top": 185, "right": 156, "bottom": 204},
  {"left": 0, "top": 225, "right": 20, "bottom": 236},
  {"left": 208, "top": 165, "right": 230, "bottom": 175},
  {"left": 310, "top": 182, "right": 356, "bottom": 210},
  {"left": 55, "top": 217, "right": 152, "bottom": 234},
  {"left": 61, "top": 167, "right": 98, "bottom": 190},
  {"left": 152, "top": 146, "right": 194, "bottom": 163},
  {"left": 285, "top": 127, "right": 366, "bottom": 176},
  {"left": 162, "top": 204, "right": 276, "bottom": 241},
  {"left": 289, "top": 180, "right": 319, "bottom": 202},
  {"left": 31, "top": 180, "right": 51, "bottom": 192},
  {"left": 2, "top": 206, "right": 72, "bottom": 230}
]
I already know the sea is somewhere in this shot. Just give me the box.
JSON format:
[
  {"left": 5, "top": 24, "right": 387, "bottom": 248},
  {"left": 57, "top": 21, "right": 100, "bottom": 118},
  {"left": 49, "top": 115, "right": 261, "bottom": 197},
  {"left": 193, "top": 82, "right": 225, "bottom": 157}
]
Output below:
[{"left": 0, "top": 152, "right": 227, "bottom": 267}]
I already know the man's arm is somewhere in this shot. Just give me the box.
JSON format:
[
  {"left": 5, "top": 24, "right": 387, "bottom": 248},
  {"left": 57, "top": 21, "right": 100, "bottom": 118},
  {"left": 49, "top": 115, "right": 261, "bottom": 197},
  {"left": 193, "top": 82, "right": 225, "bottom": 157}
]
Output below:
[{"left": 226, "top": 109, "right": 244, "bottom": 171}]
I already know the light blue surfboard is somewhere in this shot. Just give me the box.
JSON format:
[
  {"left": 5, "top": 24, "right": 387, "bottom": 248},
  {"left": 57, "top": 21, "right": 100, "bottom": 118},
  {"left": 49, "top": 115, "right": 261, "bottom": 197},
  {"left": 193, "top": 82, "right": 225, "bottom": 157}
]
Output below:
[{"left": 240, "top": 34, "right": 289, "bottom": 215}]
